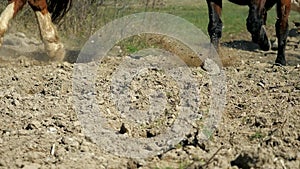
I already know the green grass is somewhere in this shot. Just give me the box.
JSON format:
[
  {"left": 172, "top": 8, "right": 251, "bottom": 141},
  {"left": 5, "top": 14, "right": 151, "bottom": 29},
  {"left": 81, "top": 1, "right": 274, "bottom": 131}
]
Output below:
[
  {"left": 249, "top": 131, "right": 266, "bottom": 141},
  {"left": 75, "top": 2, "right": 298, "bottom": 46}
]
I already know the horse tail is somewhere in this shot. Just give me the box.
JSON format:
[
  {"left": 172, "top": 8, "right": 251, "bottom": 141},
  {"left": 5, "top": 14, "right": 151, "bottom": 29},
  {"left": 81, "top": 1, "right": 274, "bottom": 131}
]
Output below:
[{"left": 46, "top": 0, "right": 72, "bottom": 23}]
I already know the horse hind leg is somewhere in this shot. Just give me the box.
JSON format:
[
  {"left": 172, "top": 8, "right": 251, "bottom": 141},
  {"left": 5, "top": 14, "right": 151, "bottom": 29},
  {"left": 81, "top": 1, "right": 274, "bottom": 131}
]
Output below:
[
  {"left": 28, "top": 0, "right": 65, "bottom": 61},
  {"left": 0, "top": 1, "right": 26, "bottom": 47}
]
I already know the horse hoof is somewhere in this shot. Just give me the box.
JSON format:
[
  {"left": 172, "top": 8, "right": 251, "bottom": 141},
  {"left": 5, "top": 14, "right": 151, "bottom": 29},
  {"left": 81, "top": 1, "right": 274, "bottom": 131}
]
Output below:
[
  {"left": 50, "top": 49, "right": 65, "bottom": 62},
  {"left": 47, "top": 43, "right": 66, "bottom": 61},
  {"left": 275, "top": 59, "right": 286, "bottom": 66},
  {"left": 259, "top": 42, "right": 270, "bottom": 51},
  {"left": 271, "top": 39, "right": 278, "bottom": 50}
]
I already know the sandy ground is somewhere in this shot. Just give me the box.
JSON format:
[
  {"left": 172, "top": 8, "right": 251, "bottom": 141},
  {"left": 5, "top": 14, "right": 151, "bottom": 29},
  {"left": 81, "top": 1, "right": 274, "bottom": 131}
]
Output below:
[{"left": 0, "top": 22, "right": 299, "bottom": 169}]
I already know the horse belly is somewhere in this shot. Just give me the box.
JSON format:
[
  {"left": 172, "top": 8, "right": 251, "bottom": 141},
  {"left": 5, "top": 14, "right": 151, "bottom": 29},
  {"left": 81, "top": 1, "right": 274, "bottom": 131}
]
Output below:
[{"left": 228, "top": 0, "right": 249, "bottom": 5}]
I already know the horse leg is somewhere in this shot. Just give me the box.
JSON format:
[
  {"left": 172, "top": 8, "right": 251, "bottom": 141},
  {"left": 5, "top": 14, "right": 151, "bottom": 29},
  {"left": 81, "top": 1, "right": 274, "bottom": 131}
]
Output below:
[
  {"left": 0, "top": 0, "right": 27, "bottom": 47},
  {"left": 246, "top": 0, "right": 270, "bottom": 51},
  {"left": 275, "top": 0, "right": 291, "bottom": 65},
  {"left": 264, "top": 1, "right": 278, "bottom": 50},
  {"left": 206, "top": 0, "right": 222, "bottom": 51},
  {"left": 28, "top": 0, "right": 65, "bottom": 61}
]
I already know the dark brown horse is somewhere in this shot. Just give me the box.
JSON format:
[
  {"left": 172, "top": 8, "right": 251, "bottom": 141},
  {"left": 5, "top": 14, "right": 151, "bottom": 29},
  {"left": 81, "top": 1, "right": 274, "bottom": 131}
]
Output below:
[
  {"left": 0, "top": 0, "right": 72, "bottom": 61},
  {"left": 207, "top": 0, "right": 291, "bottom": 65}
]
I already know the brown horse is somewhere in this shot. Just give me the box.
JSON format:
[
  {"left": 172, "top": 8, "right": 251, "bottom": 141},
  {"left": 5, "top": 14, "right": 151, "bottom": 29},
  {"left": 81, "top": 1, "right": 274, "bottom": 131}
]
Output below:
[
  {"left": 207, "top": 0, "right": 291, "bottom": 65},
  {"left": 0, "top": 0, "right": 72, "bottom": 61}
]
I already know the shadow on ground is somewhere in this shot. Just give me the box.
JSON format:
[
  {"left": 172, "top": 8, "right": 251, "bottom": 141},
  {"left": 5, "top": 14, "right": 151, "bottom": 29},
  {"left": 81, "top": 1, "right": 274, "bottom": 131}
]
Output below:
[{"left": 221, "top": 28, "right": 299, "bottom": 52}]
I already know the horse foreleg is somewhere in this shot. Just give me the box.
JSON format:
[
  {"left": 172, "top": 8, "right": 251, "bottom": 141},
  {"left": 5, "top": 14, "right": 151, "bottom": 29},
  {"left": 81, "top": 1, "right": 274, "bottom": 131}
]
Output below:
[
  {"left": 247, "top": 0, "right": 270, "bottom": 51},
  {"left": 29, "top": 0, "right": 65, "bottom": 61},
  {"left": 206, "top": 0, "right": 222, "bottom": 51},
  {"left": 0, "top": 1, "right": 26, "bottom": 47},
  {"left": 275, "top": 0, "right": 291, "bottom": 65}
]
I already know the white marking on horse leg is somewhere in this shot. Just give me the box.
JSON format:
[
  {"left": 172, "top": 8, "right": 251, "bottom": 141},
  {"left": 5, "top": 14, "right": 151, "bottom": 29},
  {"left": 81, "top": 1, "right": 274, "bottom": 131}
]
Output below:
[
  {"left": 261, "top": 25, "right": 271, "bottom": 50},
  {"left": 35, "top": 11, "right": 65, "bottom": 61},
  {"left": 291, "top": 0, "right": 300, "bottom": 12},
  {"left": 272, "top": 38, "right": 278, "bottom": 50},
  {"left": 0, "top": 2, "right": 15, "bottom": 47}
]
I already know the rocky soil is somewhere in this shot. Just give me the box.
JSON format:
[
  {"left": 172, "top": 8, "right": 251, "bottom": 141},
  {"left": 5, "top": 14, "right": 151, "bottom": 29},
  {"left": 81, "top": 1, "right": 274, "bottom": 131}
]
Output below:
[{"left": 0, "top": 26, "right": 299, "bottom": 169}]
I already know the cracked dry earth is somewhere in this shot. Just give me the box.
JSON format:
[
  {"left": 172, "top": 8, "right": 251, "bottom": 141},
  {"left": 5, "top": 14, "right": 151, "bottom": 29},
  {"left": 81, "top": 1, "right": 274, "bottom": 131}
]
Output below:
[{"left": 0, "top": 31, "right": 299, "bottom": 169}]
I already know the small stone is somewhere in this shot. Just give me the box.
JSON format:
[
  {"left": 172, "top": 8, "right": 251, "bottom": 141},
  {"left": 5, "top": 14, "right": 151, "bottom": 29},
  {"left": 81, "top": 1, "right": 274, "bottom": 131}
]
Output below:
[
  {"left": 48, "top": 127, "right": 57, "bottom": 133},
  {"left": 80, "top": 145, "right": 89, "bottom": 152},
  {"left": 257, "top": 82, "right": 265, "bottom": 88},
  {"left": 295, "top": 83, "right": 300, "bottom": 90},
  {"left": 30, "top": 120, "right": 41, "bottom": 129},
  {"left": 18, "top": 129, "right": 31, "bottom": 135},
  {"left": 61, "top": 137, "right": 80, "bottom": 149}
]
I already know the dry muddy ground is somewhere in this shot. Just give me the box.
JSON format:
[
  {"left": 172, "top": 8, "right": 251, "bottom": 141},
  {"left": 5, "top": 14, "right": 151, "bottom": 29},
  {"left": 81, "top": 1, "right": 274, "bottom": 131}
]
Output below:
[{"left": 0, "top": 27, "right": 299, "bottom": 169}]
